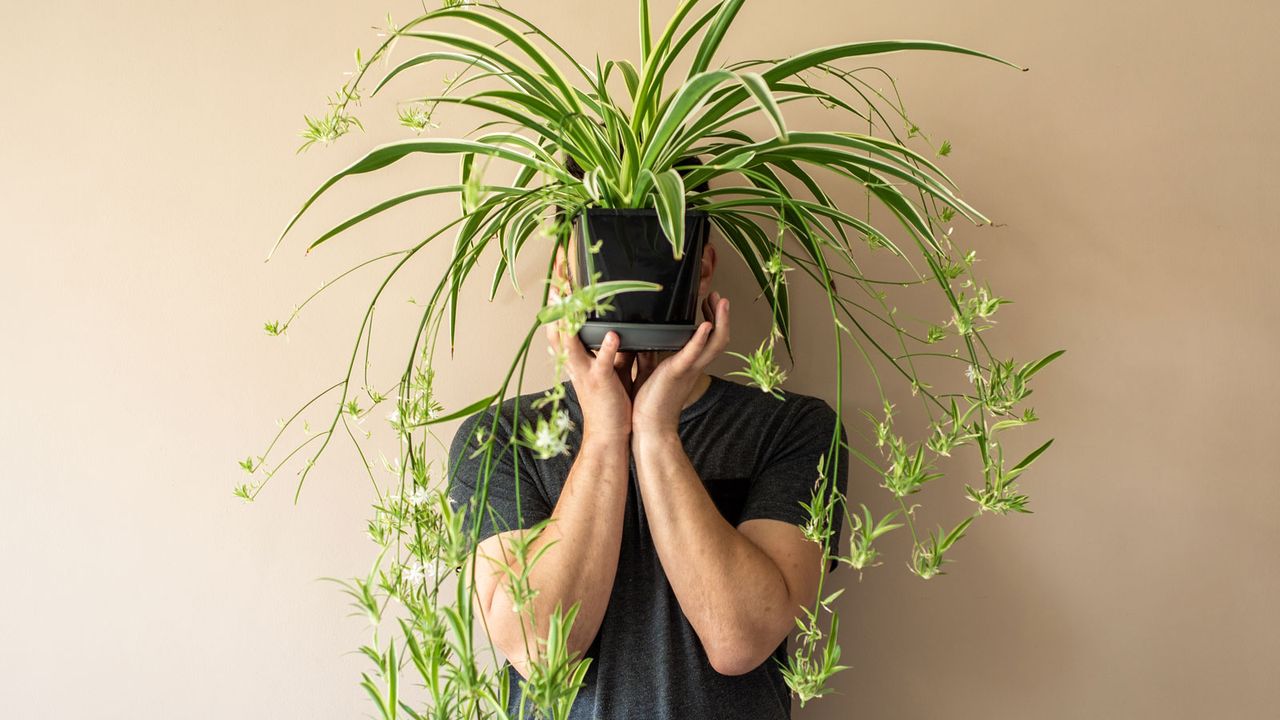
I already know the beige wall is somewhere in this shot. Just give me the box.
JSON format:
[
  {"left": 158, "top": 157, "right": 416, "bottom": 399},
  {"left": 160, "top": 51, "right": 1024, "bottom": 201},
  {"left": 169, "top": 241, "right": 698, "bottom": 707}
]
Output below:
[{"left": 2, "top": 1, "right": 1277, "bottom": 717}]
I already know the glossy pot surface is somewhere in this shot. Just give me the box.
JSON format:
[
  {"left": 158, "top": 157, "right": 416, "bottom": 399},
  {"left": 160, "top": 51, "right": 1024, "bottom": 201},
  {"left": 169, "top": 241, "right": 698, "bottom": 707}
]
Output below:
[{"left": 572, "top": 208, "right": 709, "bottom": 326}]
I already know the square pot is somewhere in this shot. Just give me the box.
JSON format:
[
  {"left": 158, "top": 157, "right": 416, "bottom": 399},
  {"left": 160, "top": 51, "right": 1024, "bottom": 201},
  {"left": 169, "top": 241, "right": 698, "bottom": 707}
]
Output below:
[{"left": 572, "top": 208, "right": 709, "bottom": 351}]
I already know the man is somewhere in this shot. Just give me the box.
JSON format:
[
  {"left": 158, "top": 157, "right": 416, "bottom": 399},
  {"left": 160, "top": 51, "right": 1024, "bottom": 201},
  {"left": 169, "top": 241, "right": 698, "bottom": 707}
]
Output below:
[{"left": 447, "top": 231, "right": 848, "bottom": 719}]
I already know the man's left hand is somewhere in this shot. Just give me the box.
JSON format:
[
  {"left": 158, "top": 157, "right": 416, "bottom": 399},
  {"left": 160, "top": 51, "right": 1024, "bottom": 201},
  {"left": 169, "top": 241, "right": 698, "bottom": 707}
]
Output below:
[{"left": 631, "top": 292, "right": 730, "bottom": 435}]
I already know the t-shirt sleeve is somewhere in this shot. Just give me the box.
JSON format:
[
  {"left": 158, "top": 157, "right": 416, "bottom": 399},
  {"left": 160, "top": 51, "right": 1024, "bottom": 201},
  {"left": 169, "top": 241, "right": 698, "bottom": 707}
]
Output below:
[
  {"left": 446, "top": 406, "right": 553, "bottom": 545},
  {"left": 738, "top": 396, "right": 849, "bottom": 571}
]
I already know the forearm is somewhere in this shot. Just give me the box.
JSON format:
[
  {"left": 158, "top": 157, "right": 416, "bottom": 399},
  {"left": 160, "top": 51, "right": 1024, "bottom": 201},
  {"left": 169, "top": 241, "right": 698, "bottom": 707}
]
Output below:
[
  {"left": 632, "top": 429, "right": 796, "bottom": 674},
  {"left": 483, "top": 433, "right": 629, "bottom": 672}
]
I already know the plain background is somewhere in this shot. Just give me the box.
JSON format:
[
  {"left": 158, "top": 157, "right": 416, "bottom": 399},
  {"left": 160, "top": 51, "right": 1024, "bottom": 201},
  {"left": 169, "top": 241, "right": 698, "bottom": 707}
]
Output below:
[{"left": 2, "top": 1, "right": 1278, "bottom": 718}]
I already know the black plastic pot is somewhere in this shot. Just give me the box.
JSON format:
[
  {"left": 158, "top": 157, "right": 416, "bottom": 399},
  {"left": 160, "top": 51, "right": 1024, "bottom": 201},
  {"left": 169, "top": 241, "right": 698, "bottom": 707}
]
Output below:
[{"left": 573, "top": 208, "right": 709, "bottom": 351}]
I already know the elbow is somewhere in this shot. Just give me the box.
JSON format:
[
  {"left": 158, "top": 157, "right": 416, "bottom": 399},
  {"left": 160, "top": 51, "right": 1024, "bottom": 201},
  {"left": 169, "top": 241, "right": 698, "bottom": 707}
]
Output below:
[
  {"left": 704, "top": 638, "right": 771, "bottom": 677},
  {"left": 708, "top": 653, "right": 760, "bottom": 677},
  {"left": 504, "top": 651, "right": 533, "bottom": 681},
  {"left": 485, "top": 612, "right": 595, "bottom": 680},
  {"left": 487, "top": 622, "right": 529, "bottom": 674},
  {"left": 491, "top": 629, "right": 540, "bottom": 681},
  {"left": 481, "top": 602, "right": 533, "bottom": 677},
  {"left": 702, "top": 612, "right": 795, "bottom": 676}
]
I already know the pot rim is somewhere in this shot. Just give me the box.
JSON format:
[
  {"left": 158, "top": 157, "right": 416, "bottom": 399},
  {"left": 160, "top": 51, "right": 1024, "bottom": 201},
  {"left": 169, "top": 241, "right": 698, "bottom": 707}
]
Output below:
[{"left": 577, "top": 207, "right": 709, "bottom": 219}]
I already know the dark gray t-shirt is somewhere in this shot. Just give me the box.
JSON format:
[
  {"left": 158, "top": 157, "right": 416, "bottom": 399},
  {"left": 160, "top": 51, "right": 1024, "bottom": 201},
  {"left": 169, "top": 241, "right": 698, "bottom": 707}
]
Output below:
[{"left": 447, "top": 375, "right": 848, "bottom": 720}]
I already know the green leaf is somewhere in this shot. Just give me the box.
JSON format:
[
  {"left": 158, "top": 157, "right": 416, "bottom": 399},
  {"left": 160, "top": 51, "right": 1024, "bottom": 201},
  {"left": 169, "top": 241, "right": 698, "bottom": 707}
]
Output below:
[
  {"left": 725, "top": 133, "right": 973, "bottom": 216},
  {"left": 737, "top": 72, "right": 788, "bottom": 141},
  {"left": 397, "top": 31, "right": 572, "bottom": 116},
  {"left": 639, "top": 0, "right": 653, "bottom": 62},
  {"left": 632, "top": 2, "right": 719, "bottom": 131},
  {"left": 428, "top": 9, "right": 584, "bottom": 114},
  {"left": 272, "top": 138, "right": 551, "bottom": 258},
  {"left": 1021, "top": 349, "right": 1066, "bottom": 379},
  {"left": 305, "top": 185, "right": 471, "bottom": 253},
  {"left": 371, "top": 51, "right": 503, "bottom": 97},
  {"left": 1010, "top": 439, "right": 1054, "bottom": 474},
  {"left": 688, "top": 0, "right": 746, "bottom": 78},
  {"left": 706, "top": 149, "right": 756, "bottom": 172},
  {"left": 647, "top": 168, "right": 687, "bottom": 258},
  {"left": 767, "top": 40, "right": 1026, "bottom": 81},
  {"left": 640, "top": 69, "right": 739, "bottom": 169},
  {"left": 685, "top": 40, "right": 1023, "bottom": 166},
  {"left": 411, "top": 94, "right": 573, "bottom": 154},
  {"left": 990, "top": 418, "right": 1032, "bottom": 433},
  {"left": 535, "top": 280, "right": 661, "bottom": 324},
  {"left": 616, "top": 59, "right": 641, "bottom": 100},
  {"left": 584, "top": 167, "right": 607, "bottom": 203},
  {"left": 415, "top": 394, "right": 498, "bottom": 428},
  {"left": 941, "top": 516, "right": 974, "bottom": 550},
  {"left": 360, "top": 674, "right": 386, "bottom": 717},
  {"left": 386, "top": 643, "right": 397, "bottom": 710},
  {"left": 711, "top": 212, "right": 791, "bottom": 351},
  {"left": 468, "top": 3, "right": 597, "bottom": 89}
]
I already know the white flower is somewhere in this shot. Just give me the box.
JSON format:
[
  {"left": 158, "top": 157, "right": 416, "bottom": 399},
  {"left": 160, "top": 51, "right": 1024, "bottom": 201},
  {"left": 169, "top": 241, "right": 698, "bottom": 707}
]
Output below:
[
  {"left": 553, "top": 410, "right": 574, "bottom": 433},
  {"left": 965, "top": 364, "right": 979, "bottom": 384},
  {"left": 533, "top": 422, "right": 568, "bottom": 458},
  {"left": 401, "top": 562, "right": 433, "bottom": 588},
  {"left": 407, "top": 487, "right": 431, "bottom": 507}
]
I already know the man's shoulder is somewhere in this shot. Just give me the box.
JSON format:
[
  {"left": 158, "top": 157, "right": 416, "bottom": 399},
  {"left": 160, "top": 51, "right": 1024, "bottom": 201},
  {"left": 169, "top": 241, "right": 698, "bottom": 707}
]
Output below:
[
  {"left": 448, "top": 390, "right": 555, "bottom": 456},
  {"left": 462, "top": 389, "right": 559, "bottom": 425}
]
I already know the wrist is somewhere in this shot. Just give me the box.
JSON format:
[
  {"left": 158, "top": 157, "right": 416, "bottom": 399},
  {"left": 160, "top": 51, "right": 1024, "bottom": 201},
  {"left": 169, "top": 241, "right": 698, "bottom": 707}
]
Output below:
[
  {"left": 630, "top": 425, "right": 681, "bottom": 451},
  {"left": 581, "top": 427, "right": 631, "bottom": 451}
]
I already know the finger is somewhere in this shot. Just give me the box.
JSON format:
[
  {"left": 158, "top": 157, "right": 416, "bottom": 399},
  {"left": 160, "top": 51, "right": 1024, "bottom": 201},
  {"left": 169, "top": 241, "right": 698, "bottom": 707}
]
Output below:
[
  {"left": 703, "top": 291, "right": 720, "bottom": 323},
  {"left": 699, "top": 296, "right": 731, "bottom": 366},
  {"left": 634, "top": 351, "right": 657, "bottom": 389},
  {"left": 672, "top": 321, "right": 713, "bottom": 372},
  {"left": 593, "top": 331, "right": 620, "bottom": 374},
  {"left": 558, "top": 325, "right": 593, "bottom": 377},
  {"left": 613, "top": 350, "right": 634, "bottom": 371},
  {"left": 614, "top": 351, "right": 635, "bottom": 392}
]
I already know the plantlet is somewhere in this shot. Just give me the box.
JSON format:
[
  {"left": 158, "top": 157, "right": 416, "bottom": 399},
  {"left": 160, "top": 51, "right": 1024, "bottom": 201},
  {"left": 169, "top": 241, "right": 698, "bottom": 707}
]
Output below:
[{"left": 840, "top": 504, "right": 903, "bottom": 574}]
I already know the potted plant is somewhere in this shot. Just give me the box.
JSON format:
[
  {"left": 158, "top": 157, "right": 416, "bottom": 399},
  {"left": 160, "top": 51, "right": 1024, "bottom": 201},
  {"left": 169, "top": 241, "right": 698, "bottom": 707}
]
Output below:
[
  {"left": 240, "top": 1, "right": 1064, "bottom": 716},
  {"left": 567, "top": 155, "right": 714, "bottom": 350}
]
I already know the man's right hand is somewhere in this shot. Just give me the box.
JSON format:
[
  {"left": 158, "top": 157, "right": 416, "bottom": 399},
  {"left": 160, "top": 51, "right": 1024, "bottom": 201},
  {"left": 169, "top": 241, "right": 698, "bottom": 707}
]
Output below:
[{"left": 547, "top": 325, "right": 634, "bottom": 443}]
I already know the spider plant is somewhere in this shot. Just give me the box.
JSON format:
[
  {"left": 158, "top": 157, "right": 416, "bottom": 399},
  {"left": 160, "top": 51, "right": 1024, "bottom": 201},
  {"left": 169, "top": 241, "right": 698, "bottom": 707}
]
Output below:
[{"left": 240, "top": 1, "right": 1063, "bottom": 716}]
